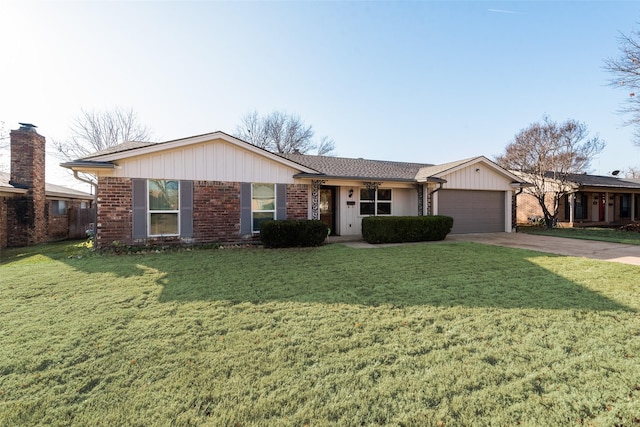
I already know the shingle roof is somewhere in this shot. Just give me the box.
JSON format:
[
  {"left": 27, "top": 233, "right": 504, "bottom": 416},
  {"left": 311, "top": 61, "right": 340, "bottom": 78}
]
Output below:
[
  {"left": 545, "top": 172, "right": 640, "bottom": 189},
  {"left": 0, "top": 171, "right": 92, "bottom": 199},
  {"left": 279, "top": 153, "right": 434, "bottom": 181},
  {"left": 82, "top": 141, "right": 157, "bottom": 159}
]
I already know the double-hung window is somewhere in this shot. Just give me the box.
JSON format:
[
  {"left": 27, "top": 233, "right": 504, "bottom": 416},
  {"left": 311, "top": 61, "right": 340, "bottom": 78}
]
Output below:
[
  {"left": 148, "top": 179, "right": 180, "bottom": 236},
  {"left": 359, "top": 188, "right": 392, "bottom": 216},
  {"left": 252, "top": 183, "right": 276, "bottom": 232}
]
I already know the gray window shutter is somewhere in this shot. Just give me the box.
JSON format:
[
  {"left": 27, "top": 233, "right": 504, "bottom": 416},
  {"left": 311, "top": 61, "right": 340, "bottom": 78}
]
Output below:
[
  {"left": 240, "top": 182, "right": 252, "bottom": 234},
  {"left": 180, "top": 180, "right": 193, "bottom": 238},
  {"left": 132, "top": 179, "right": 147, "bottom": 239},
  {"left": 276, "top": 183, "right": 286, "bottom": 220}
]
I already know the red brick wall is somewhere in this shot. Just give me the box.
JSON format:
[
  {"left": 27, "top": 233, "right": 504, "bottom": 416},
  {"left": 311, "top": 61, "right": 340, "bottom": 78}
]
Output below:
[
  {"left": 96, "top": 177, "right": 133, "bottom": 246},
  {"left": 193, "top": 181, "right": 242, "bottom": 243},
  {"left": 516, "top": 192, "right": 560, "bottom": 224},
  {"left": 0, "top": 196, "right": 7, "bottom": 248},
  {"left": 45, "top": 199, "right": 88, "bottom": 241},
  {"left": 286, "top": 184, "right": 309, "bottom": 219},
  {"left": 9, "top": 128, "right": 46, "bottom": 245}
]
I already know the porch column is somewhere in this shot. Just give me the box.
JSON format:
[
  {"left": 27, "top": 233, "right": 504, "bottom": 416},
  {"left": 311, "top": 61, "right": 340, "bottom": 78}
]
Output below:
[
  {"left": 605, "top": 192, "right": 610, "bottom": 223},
  {"left": 569, "top": 193, "right": 575, "bottom": 224},
  {"left": 415, "top": 183, "right": 424, "bottom": 216},
  {"left": 311, "top": 180, "right": 325, "bottom": 220},
  {"left": 632, "top": 192, "right": 636, "bottom": 221}
]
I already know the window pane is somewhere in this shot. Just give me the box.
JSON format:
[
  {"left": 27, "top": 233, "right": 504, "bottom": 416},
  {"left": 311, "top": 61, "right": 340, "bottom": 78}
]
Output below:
[
  {"left": 149, "top": 180, "right": 179, "bottom": 210},
  {"left": 360, "top": 188, "right": 374, "bottom": 201},
  {"left": 378, "top": 189, "right": 392, "bottom": 201},
  {"left": 360, "top": 202, "right": 374, "bottom": 215},
  {"left": 252, "top": 184, "right": 275, "bottom": 210},
  {"left": 377, "top": 202, "right": 391, "bottom": 215},
  {"left": 150, "top": 213, "right": 179, "bottom": 235},
  {"left": 253, "top": 211, "right": 274, "bottom": 232}
]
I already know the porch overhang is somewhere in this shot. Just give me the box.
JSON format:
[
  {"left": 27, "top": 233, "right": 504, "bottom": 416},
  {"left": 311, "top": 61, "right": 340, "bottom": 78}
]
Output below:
[{"left": 294, "top": 173, "right": 447, "bottom": 184}]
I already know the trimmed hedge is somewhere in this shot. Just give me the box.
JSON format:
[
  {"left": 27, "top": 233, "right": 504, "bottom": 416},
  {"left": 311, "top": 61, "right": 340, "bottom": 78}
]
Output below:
[
  {"left": 260, "top": 219, "right": 329, "bottom": 248},
  {"left": 361, "top": 215, "right": 454, "bottom": 244}
]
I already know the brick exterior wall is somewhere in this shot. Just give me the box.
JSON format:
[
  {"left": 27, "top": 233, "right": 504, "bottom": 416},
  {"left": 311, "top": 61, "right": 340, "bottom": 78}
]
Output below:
[
  {"left": 516, "top": 192, "right": 559, "bottom": 224},
  {"left": 0, "top": 196, "right": 7, "bottom": 248},
  {"left": 193, "top": 181, "right": 242, "bottom": 243},
  {"left": 9, "top": 128, "right": 46, "bottom": 245},
  {"left": 94, "top": 178, "right": 311, "bottom": 248},
  {"left": 96, "top": 177, "right": 133, "bottom": 246},
  {"left": 286, "top": 184, "right": 309, "bottom": 219}
]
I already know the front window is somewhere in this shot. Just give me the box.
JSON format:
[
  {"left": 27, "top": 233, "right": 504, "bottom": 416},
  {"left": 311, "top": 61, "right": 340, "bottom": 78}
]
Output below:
[
  {"left": 252, "top": 183, "right": 275, "bottom": 232},
  {"left": 148, "top": 179, "right": 179, "bottom": 236},
  {"left": 621, "top": 194, "right": 631, "bottom": 217},
  {"left": 360, "top": 188, "right": 392, "bottom": 216}
]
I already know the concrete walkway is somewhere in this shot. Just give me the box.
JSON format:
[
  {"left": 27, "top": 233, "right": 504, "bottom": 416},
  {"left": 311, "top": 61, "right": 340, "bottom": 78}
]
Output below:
[
  {"left": 445, "top": 233, "right": 640, "bottom": 266},
  {"left": 332, "top": 233, "right": 640, "bottom": 266}
]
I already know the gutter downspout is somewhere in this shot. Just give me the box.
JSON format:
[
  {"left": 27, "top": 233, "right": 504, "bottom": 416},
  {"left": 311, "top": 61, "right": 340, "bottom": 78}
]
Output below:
[
  {"left": 514, "top": 187, "right": 525, "bottom": 232},
  {"left": 428, "top": 181, "right": 445, "bottom": 215},
  {"left": 73, "top": 170, "right": 98, "bottom": 238}
]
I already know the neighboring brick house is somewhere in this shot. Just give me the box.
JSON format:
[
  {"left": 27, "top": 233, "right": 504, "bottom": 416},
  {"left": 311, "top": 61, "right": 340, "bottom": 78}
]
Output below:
[
  {"left": 514, "top": 171, "right": 640, "bottom": 227},
  {"left": 61, "top": 131, "right": 528, "bottom": 248},
  {"left": 0, "top": 124, "right": 94, "bottom": 249}
]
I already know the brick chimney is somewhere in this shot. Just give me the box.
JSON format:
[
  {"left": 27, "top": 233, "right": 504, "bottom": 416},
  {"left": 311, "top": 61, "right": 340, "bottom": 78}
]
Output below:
[{"left": 8, "top": 123, "right": 46, "bottom": 246}]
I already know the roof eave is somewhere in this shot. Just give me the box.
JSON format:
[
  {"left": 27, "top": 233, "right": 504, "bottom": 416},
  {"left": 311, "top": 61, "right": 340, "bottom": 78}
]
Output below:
[
  {"left": 292, "top": 173, "right": 423, "bottom": 183},
  {"left": 60, "top": 161, "right": 116, "bottom": 170}
]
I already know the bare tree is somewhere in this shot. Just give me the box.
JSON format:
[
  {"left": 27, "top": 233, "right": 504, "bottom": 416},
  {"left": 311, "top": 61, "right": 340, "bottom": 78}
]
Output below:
[
  {"left": 496, "top": 116, "right": 605, "bottom": 228},
  {"left": 604, "top": 28, "right": 640, "bottom": 146},
  {"left": 624, "top": 166, "right": 640, "bottom": 179},
  {"left": 316, "top": 135, "right": 336, "bottom": 156},
  {"left": 234, "top": 110, "right": 336, "bottom": 155},
  {"left": 54, "top": 107, "right": 153, "bottom": 161}
]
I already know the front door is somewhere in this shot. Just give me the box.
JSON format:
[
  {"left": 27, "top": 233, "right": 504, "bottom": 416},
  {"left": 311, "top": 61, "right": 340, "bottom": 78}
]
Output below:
[
  {"left": 320, "top": 187, "right": 336, "bottom": 234},
  {"left": 599, "top": 193, "right": 606, "bottom": 222}
]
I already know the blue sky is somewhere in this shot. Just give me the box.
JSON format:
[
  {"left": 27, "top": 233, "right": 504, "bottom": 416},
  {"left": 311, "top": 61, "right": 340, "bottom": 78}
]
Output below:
[{"left": 1, "top": 1, "right": 639, "bottom": 189}]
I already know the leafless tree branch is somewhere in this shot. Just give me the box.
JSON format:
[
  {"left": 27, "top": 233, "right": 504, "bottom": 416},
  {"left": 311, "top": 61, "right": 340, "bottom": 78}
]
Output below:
[
  {"left": 234, "top": 110, "right": 336, "bottom": 155},
  {"left": 496, "top": 116, "right": 605, "bottom": 228},
  {"left": 53, "top": 107, "right": 153, "bottom": 161}
]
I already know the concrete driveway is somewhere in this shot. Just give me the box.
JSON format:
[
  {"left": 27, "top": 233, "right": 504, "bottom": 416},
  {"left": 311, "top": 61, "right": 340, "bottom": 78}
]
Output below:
[{"left": 445, "top": 233, "right": 640, "bottom": 266}]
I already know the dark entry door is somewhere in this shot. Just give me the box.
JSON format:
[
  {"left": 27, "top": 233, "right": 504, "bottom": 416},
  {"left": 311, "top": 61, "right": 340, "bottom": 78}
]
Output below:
[{"left": 320, "top": 187, "right": 336, "bottom": 234}]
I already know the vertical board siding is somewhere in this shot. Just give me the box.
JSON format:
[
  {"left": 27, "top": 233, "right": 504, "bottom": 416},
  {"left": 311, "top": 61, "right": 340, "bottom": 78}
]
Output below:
[
  {"left": 114, "top": 140, "right": 299, "bottom": 183},
  {"left": 443, "top": 165, "right": 513, "bottom": 191}
]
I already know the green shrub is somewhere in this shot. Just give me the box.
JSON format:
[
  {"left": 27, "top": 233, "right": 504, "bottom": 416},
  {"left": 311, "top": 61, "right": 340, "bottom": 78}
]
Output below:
[
  {"left": 361, "top": 215, "right": 454, "bottom": 244},
  {"left": 260, "top": 219, "right": 329, "bottom": 248}
]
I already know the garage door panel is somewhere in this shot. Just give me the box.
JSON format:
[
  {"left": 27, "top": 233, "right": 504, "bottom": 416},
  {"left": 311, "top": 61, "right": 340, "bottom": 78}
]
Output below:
[{"left": 439, "top": 190, "right": 505, "bottom": 233}]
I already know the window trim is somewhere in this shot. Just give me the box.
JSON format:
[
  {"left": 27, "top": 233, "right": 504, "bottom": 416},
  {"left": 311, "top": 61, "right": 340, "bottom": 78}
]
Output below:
[
  {"left": 147, "top": 179, "right": 180, "bottom": 237},
  {"left": 359, "top": 187, "right": 392, "bottom": 216},
  {"left": 251, "top": 183, "right": 277, "bottom": 233}
]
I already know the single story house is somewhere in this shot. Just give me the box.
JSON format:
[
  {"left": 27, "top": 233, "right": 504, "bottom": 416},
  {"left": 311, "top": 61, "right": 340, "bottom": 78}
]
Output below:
[
  {"left": 516, "top": 172, "right": 640, "bottom": 227},
  {"left": 1, "top": 124, "right": 94, "bottom": 248},
  {"left": 61, "top": 131, "right": 529, "bottom": 248}
]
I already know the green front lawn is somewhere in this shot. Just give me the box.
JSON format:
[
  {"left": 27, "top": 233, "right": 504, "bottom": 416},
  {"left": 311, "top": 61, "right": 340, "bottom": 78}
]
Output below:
[
  {"left": 1, "top": 241, "right": 639, "bottom": 426},
  {"left": 521, "top": 226, "right": 640, "bottom": 245}
]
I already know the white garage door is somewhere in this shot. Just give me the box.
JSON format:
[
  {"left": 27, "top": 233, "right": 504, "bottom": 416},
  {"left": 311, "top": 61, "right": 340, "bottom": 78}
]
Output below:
[{"left": 438, "top": 190, "right": 505, "bottom": 234}]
